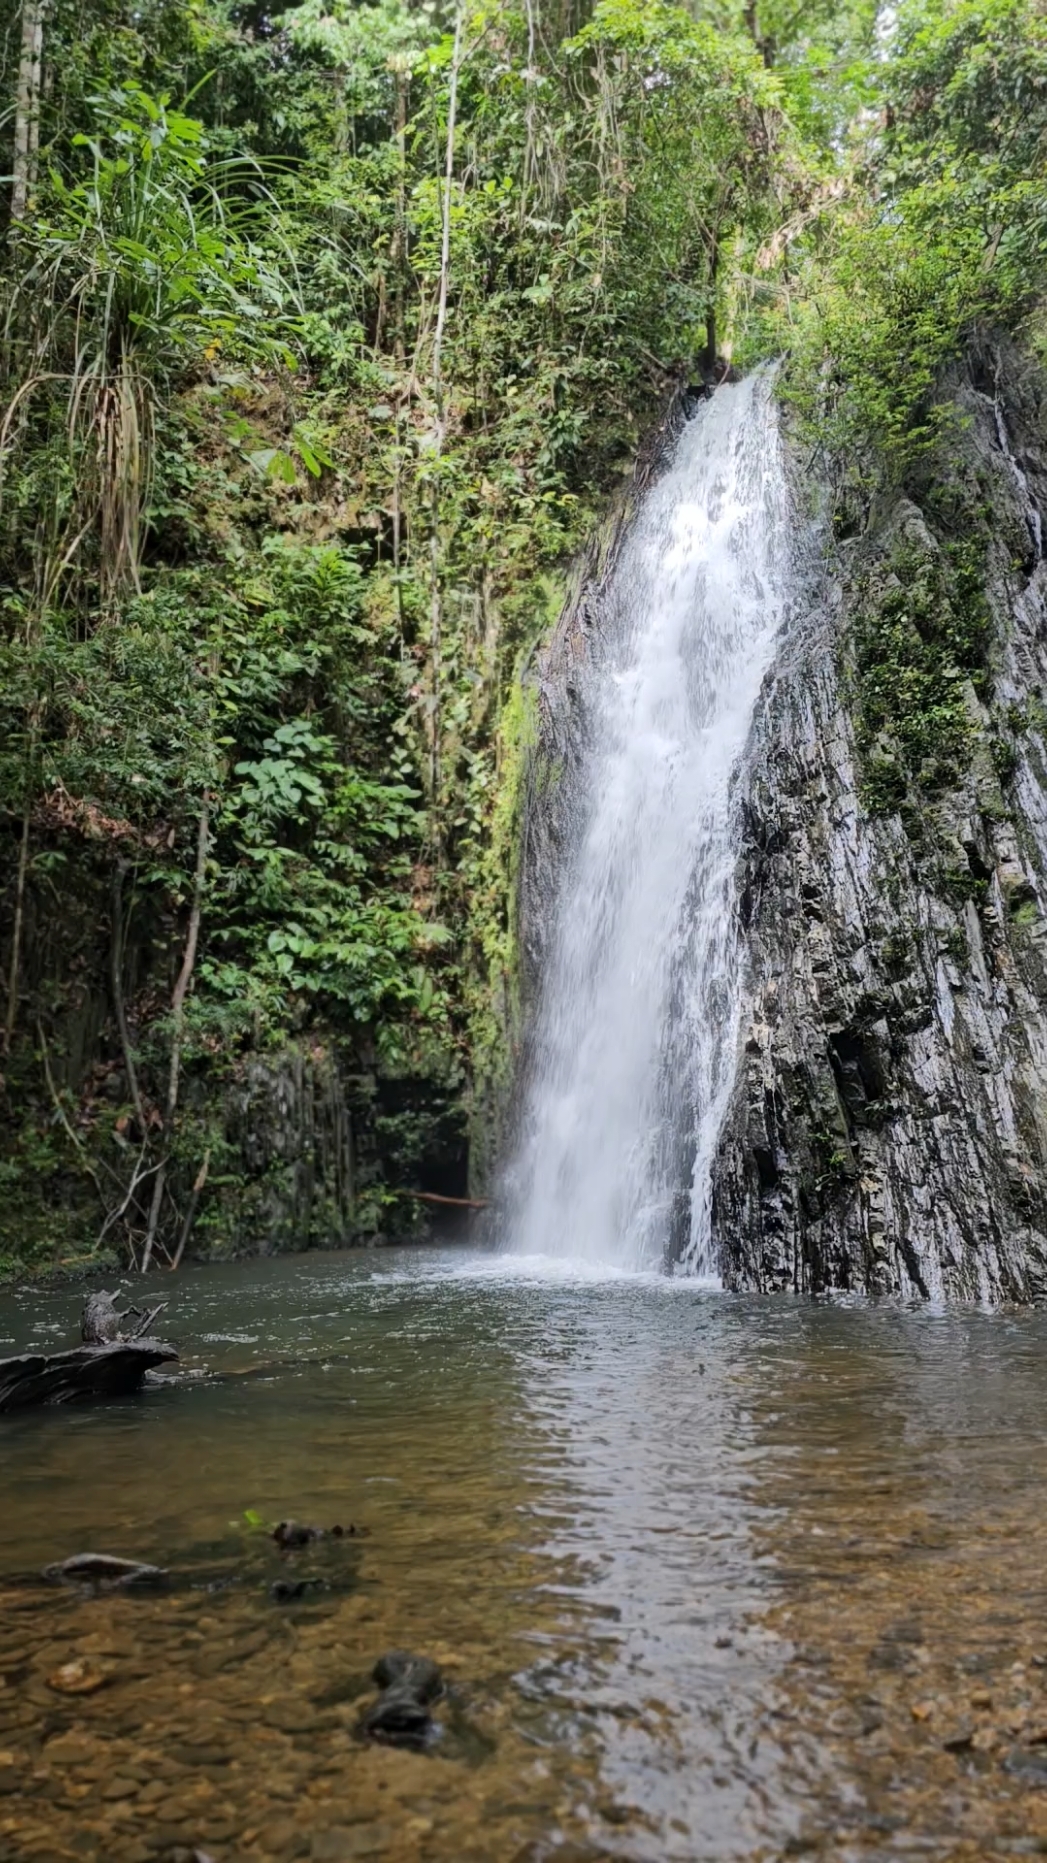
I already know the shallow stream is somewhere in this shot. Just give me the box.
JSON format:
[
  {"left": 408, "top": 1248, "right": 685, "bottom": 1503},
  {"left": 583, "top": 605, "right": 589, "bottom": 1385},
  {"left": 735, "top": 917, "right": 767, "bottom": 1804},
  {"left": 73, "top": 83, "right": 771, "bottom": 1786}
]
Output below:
[{"left": 3, "top": 1250, "right": 1047, "bottom": 1862}]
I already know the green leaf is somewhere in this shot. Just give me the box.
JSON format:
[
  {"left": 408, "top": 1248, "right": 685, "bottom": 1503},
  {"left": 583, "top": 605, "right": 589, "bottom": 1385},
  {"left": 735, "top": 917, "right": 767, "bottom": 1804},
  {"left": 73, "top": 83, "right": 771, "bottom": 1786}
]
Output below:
[{"left": 247, "top": 448, "right": 297, "bottom": 484}]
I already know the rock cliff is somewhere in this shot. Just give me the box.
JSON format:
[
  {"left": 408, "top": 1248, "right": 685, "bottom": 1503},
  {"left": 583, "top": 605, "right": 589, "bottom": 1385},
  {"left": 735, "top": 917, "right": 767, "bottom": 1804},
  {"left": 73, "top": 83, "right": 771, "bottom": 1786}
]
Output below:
[{"left": 712, "top": 342, "right": 1047, "bottom": 1300}]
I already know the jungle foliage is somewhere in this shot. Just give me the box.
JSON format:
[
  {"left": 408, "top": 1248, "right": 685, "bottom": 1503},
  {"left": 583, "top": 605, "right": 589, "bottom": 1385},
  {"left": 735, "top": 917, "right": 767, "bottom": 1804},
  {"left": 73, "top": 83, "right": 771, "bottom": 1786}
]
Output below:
[
  {"left": 774, "top": 0, "right": 1047, "bottom": 474},
  {"left": 0, "top": 0, "right": 1045, "bottom": 1271},
  {"left": 0, "top": 0, "right": 785, "bottom": 1269}
]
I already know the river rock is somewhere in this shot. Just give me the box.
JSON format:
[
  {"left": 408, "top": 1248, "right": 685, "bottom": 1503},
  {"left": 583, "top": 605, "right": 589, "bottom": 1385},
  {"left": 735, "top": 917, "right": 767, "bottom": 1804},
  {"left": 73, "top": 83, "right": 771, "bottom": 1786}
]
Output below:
[
  {"left": 363, "top": 1650, "right": 444, "bottom": 1745},
  {"left": 43, "top": 1554, "right": 168, "bottom": 1591},
  {"left": 372, "top": 1652, "right": 443, "bottom": 1701},
  {"left": 363, "top": 1688, "right": 433, "bottom": 1741},
  {"left": 273, "top": 1521, "right": 344, "bottom": 1548},
  {"left": 1004, "top": 1746, "right": 1047, "bottom": 1782},
  {"left": 46, "top": 1660, "right": 109, "bottom": 1696},
  {"left": 270, "top": 1578, "right": 323, "bottom": 1603}
]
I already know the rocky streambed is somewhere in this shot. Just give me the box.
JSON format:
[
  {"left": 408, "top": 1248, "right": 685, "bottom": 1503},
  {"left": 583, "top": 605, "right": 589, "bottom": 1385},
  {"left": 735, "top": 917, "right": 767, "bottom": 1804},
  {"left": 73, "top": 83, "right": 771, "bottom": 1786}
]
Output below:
[{"left": 3, "top": 1251, "right": 1047, "bottom": 1862}]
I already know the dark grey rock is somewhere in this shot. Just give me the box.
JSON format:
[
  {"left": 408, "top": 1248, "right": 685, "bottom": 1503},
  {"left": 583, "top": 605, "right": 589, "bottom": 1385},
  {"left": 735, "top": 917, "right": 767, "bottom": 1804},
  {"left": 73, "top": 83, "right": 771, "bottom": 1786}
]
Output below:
[
  {"left": 270, "top": 1577, "right": 322, "bottom": 1603},
  {"left": 1004, "top": 1746, "right": 1047, "bottom": 1782},
  {"left": 363, "top": 1649, "right": 444, "bottom": 1745},
  {"left": 273, "top": 1520, "right": 345, "bottom": 1548},
  {"left": 712, "top": 342, "right": 1047, "bottom": 1300},
  {"left": 363, "top": 1686, "right": 433, "bottom": 1742},
  {"left": 372, "top": 1651, "right": 443, "bottom": 1702},
  {"left": 515, "top": 345, "right": 1047, "bottom": 1301}
]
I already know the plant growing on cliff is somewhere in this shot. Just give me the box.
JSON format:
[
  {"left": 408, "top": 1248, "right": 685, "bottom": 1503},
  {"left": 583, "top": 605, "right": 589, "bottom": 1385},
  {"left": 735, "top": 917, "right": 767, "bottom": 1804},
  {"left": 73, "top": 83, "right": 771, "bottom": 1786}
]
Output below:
[
  {"left": 852, "top": 535, "right": 992, "bottom": 813},
  {"left": 776, "top": 0, "right": 1047, "bottom": 475}
]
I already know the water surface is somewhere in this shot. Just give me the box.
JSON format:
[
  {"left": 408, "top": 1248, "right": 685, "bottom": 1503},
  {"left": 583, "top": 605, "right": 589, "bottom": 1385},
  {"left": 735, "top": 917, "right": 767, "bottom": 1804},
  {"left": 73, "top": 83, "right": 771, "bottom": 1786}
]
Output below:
[{"left": 3, "top": 1250, "right": 1047, "bottom": 1861}]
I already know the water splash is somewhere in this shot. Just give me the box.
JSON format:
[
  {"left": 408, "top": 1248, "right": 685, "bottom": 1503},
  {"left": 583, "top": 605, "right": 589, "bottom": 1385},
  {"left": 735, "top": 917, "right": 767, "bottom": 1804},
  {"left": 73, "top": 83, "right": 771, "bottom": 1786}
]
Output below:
[{"left": 505, "top": 374, "right": 789, "bottom": 1273}]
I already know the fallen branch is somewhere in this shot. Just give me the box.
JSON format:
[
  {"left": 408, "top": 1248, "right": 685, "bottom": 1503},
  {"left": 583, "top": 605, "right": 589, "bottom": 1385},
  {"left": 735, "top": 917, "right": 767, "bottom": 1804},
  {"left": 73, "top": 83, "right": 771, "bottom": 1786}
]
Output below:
[
  {"left": 408, "top": 1190, "right": 490, "bottom": 1210},
  {"left": 36, "top": 1022, "right": 107, "bottom": 1205},
  {"left": 82, "top": 1288, "right": 167, "bottom": 1342},
  {"left": 170, "top": 1148, "right": 210, "bottom": 1271},
  {"left": 142, "top": 793, "right": 209, "bottom": 1273},
  {"left": 127, "top": 1300, "right": 168, "bottom": 1339},
  {"left": 110, "top": 858, "right": 146, "bottom": 1132},
  {"left": 95, "top": 1141, "right": 162, "bottom": 1267}
]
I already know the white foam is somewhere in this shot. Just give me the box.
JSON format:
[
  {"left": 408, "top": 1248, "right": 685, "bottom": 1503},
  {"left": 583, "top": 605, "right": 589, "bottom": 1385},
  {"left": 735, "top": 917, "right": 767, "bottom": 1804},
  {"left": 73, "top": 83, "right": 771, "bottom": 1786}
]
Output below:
[
  {"left": 364, "top": 1251, "right": 722, "bottom": 1292},
  {"left": 504, "top": 375, "right": 789, "bottom": 1275}
]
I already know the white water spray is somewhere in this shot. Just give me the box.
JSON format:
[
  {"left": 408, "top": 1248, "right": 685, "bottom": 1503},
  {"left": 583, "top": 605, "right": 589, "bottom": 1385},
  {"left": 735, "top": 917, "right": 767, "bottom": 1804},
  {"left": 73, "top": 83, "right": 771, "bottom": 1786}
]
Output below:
[{"left": 505, "top": 374, "right": 789, "bottom": 1274}]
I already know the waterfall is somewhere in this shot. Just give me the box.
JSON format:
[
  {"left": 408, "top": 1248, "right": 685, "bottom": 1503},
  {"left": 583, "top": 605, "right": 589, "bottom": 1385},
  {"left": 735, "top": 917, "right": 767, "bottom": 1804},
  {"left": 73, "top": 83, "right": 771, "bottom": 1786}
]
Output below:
[{"left": 505, "top": 373, "right": 789, "bottom": 1274}]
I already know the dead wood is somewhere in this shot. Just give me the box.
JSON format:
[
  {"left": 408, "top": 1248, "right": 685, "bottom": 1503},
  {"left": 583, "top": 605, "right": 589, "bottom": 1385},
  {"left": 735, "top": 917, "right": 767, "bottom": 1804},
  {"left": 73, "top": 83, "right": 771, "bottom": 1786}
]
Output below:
[
  {"left": 0, "top": 1339, "right": 177, "bottom": 1412},
  {"left": 82, "top": 1290, "right": 168, "bottom": 1343}
]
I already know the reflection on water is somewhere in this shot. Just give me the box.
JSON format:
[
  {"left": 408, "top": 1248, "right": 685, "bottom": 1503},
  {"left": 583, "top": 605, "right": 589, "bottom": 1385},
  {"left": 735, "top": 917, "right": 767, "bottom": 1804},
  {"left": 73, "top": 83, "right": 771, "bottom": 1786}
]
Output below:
[{"left": 2, "top": 1250, "right": 1047, "bottom": 1861}]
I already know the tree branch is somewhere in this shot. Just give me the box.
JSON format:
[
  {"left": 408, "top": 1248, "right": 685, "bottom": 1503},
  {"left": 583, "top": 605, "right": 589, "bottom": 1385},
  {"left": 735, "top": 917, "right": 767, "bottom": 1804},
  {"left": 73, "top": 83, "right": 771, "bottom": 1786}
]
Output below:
[
  {"left": 142, "top": 794, "right": 209, "bottom": 1273},
  {"left": 10, "top": 0, "right": 47, "bottom": 227},
  {"left": 110, "top": 859, "right": 146, "bottom": 1132}
]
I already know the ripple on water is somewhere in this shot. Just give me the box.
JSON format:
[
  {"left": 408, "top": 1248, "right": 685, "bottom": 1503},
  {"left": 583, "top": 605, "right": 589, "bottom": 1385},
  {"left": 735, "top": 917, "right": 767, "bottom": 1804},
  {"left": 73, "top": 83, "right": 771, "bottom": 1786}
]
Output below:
[{"left": 2, "top": 1248, "right": 1047, "bottom": 1861}]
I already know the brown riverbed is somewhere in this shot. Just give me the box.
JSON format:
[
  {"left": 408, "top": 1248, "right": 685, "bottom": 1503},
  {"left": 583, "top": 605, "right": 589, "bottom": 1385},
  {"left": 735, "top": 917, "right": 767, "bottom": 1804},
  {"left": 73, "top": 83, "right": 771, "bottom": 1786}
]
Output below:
[{"left": 2, "top": 1251, "right": 1047, "bottom": 1862}]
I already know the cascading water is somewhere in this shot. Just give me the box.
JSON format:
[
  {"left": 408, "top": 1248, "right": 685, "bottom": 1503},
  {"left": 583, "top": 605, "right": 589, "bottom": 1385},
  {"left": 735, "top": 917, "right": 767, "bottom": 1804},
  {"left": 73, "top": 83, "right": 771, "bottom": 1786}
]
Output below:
[{"left": 505, "top": 372, "right": 790, "bottom": 1274}]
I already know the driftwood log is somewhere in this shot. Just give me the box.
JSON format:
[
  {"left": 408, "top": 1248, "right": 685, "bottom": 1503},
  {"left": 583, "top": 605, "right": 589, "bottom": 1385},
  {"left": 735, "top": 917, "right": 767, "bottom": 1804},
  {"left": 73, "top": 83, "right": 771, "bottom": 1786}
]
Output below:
[
  {"left": 0, "top": 1339, "right": 178, "bottom": 1413},
  {"left": 82, "top": 1290, "right": 168, "bottom": 1343},
  {"left": 0, "top": 1291, "right": 178, "bottom": 1414}
]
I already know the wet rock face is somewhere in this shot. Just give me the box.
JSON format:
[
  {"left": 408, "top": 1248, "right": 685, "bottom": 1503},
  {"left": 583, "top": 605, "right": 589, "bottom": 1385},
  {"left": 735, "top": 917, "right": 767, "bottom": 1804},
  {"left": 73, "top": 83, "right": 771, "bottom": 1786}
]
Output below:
[
  {"left": 712, "top": 343, "right": 1047, "bottom": 1301},
  {"left": 517, "top": 391, "right": 692, "bottom": 1020}
]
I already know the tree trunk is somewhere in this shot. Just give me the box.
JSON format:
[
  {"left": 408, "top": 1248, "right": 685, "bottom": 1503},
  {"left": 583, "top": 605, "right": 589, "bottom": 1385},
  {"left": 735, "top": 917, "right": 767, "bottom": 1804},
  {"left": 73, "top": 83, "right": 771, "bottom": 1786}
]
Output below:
[
  {"left": 0, "top": 1340, "right": 177, "bottom": 1412},
  {"left": 704, "top": 234, "right": 720, "bottom": 378},
  {"left": 3, "top": 801, "right": 30, "bottom": 1050},
  {"left": 427, "top": 0, "right": 466, "bottom": 816},
  {"left": 141, "top": 795, "right": 210, "bottom": 1272},
  {"left": 704, "top": 302, "right": 718, "bottom": 378},
  {"left": 110, "top": 859, "right": 147, "bottom": 1132},
  {"left": 742, "top": 1, "right": 775, "bottom": 65},
  {"left": 392, "top": 60, "right": 409, "bottom": 367},
  {"left": 170, "top": 1149, "right": 210, "bottom": 1271},
  {"left": 520, "top": 0, "right": 538, "bottom": 227},
  {"left": 11, "top": 0, "right": 47, "bottom": 228}
]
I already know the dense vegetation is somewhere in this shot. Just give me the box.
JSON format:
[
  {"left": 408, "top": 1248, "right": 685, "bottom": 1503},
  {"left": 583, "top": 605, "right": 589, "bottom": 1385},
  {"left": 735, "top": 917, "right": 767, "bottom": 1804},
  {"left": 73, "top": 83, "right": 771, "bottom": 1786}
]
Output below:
[{"left": 0, "top": 0, "right": 1044, "bottom": 1273}]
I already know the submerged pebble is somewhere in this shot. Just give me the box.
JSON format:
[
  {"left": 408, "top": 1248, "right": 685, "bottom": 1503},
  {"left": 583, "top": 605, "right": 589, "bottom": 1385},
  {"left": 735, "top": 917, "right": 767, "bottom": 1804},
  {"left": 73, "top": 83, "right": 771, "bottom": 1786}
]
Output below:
[
  {"left": 271, "top": 1577, "right": 324, "bottom": 1603},
  {"left": 45, "top": 1659, "right": 109, "bottom": 1695},
  {"left": 273, "top": 1521, "right": 345, "bottom": 1548}
]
